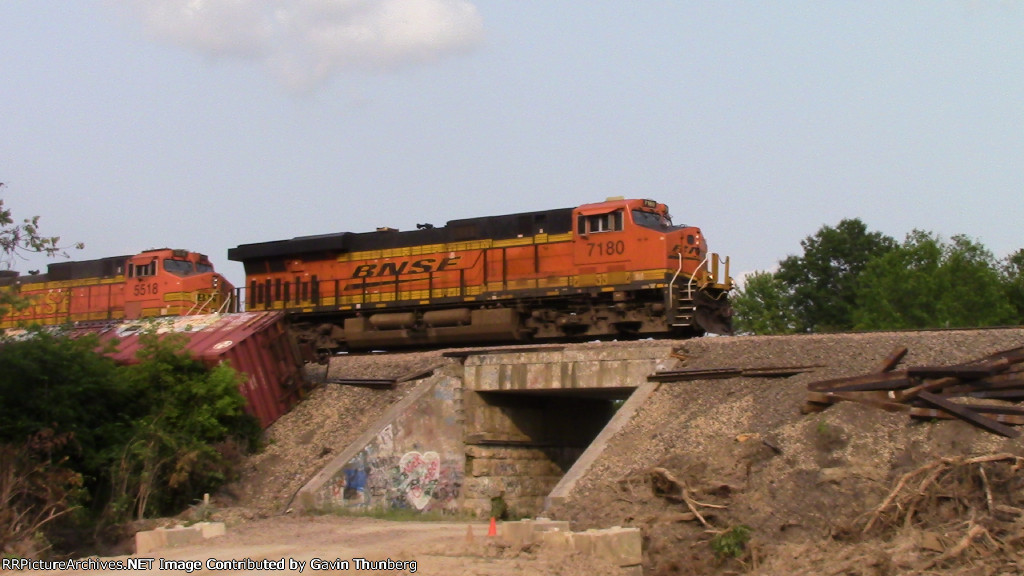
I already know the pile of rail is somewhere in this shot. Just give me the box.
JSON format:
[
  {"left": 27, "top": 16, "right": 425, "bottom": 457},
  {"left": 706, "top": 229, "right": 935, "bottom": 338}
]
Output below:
[{"left": 805, "top": 345, "right": 1024, "bottom": 438}]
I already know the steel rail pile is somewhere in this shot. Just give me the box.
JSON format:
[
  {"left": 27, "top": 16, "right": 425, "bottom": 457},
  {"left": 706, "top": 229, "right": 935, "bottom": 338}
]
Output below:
[{"left": 805, "top": 345, "right": 1024, "bottom": 438}]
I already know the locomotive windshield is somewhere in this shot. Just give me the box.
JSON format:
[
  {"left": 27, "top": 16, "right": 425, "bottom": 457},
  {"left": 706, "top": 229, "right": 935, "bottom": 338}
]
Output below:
[
  {"left": 164, "top": 259, "right": 195, "bottom": 276},
  {"left": 632, "top": 210, "right": 683, "bottom": 231}
]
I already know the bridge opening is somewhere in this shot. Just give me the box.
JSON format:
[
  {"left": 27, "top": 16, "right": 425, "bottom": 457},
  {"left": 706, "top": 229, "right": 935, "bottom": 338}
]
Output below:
[{"left": 462, "top": 387, "right": 635, "bottom": 517}]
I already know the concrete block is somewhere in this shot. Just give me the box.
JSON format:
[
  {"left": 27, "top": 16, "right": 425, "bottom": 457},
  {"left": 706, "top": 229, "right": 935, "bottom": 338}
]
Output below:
[
  {"left": 162, "top": 525, "right": 205, "bottom": 548},
  {"left": 573, "top": 527, "right": 642, "bottom": 567},
  {"left": 532, "top": 519, "right": 571, "bottom": 533},
  {"left": 537, "top": 528, "right": 575, "bottom": 551},
  {"left": 134, "top": 522, "right": 227, "bottom": 554},
  {"left": 500, "top": 518, "right": 573, "bottom": 547},
  {"left": 134, "top": 529, "right": 167, "bottom": 555},
  {"left": 196, "top": 522, "right": 226, "bottom": 539},
  {"left": 500, "top": 520, "right": 536, "bottom": 547}
]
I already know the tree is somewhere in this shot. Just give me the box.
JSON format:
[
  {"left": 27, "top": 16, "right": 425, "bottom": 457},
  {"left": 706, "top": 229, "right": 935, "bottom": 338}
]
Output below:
[
  {"left": 776, "top": 218, "right": 896, "bottom": 332},
  {"left": 0, "top": 187, "right": 82, "bottom": 270},
  {"left": 853, "top": 231, "right": 1015, "bottom": 330},
  {"left": 1002, "top": 248, "right": 1024, "bottom": 322},
  {"left": 1, "top": 186, "right": 83, "bottom": 318},
  {"left": 731, "top": 270, "right": 798, "bottom": 335}
]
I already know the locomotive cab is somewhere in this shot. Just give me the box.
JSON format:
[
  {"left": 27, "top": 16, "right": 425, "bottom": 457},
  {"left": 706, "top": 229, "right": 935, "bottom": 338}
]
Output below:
[
  {"left": 572, "top": 197, "right": 733, "bottom": 335},
  {"left": 124, "top": 249, "right": 236, "bottom": 319},
  {"left": 572, "top": 197, "right": 708, "bottom": 274}
]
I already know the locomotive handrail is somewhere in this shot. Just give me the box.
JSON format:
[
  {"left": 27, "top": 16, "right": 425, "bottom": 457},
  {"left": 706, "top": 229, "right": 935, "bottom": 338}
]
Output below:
[
  {"left": 669, "top": 252, "right": 683, "bottom": 304},
  {"left": 216, "top": 293, "right": 233, "bottom": 314},
  {"left": 669, "top": 252, "right": 710, "bottom": 305},
  {"left": 687, "top": 254, "right": 711, "bottom": 298}
]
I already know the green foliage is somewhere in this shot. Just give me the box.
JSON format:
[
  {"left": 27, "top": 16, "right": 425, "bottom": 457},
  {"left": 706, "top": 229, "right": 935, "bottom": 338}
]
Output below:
[
  {"left": 735, "top": 217, "right": 1023, "bottom": 334},
  {"left": 710, "top": 525, "right": 752, "bottom": 559},
  {"left": 0, "top": 329, "right": 260, "bottom": 553},
  {"left": 731, "top": 270, "right": 798, "bottom": 335},
  {"left": 1002, "top": 249, "right": 1024, "bottom": 321},
  {"left": 0, "top": 330, "right": 129, "bottom": 487},
  {"left": 108, "top": 333, "right": 260, "bottom": 521},
  {"left": 490, "top": 495, "right": 510, "bottom": 520},
  {"left": 853, "top": 231, "right": 1015, "bottom": 330},
  {"left": 0, "top": 190, "right": 84, "bottom": 318},
  {"left": 775, "top": 218, "right": 897, "bottom": 332}
]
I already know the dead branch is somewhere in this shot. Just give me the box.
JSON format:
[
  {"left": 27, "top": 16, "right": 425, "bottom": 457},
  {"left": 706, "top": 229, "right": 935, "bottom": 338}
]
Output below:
[
  {"left": 649, "top": 467, "right": 726, "bottom": 528},
  {"left": 917, "top": 522, "right": 990, "bottom": 571}
]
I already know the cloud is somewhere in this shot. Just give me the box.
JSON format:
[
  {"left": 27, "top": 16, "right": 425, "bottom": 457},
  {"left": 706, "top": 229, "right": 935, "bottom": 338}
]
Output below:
[{"left": 122, "top": 0, "right": 484, "bottom": 91}]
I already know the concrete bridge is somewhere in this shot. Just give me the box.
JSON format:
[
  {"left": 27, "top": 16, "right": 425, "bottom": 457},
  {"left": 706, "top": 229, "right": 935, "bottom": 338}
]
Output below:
[{"left": 293, "top": 345, "right": 677, "bottom": 517}]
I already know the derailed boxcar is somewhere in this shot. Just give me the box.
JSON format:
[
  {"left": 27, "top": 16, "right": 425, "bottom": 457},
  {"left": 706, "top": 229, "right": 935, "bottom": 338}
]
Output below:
[{"left": 64, "top": 311, "right": 310, "bottom": 428}]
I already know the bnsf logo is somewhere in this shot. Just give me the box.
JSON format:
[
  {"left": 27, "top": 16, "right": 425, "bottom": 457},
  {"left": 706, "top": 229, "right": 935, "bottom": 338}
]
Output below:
[{"left": 351, "top": 256, "right": 461, "bottom": 278}]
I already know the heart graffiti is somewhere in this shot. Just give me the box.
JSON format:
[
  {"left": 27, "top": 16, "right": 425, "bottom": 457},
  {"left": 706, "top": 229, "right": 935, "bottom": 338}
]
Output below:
[{"left": 398, "top": 451, "right": 441, "bottom": 510}]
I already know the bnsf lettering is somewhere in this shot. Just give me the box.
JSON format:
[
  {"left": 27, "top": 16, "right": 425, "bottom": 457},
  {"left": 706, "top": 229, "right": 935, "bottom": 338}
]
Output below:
[{"left": 352, "top": 256, "right": 461, "bottom": 278}]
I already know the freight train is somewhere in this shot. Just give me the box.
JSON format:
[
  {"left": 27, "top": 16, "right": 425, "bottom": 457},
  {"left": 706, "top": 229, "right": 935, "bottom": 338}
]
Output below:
[
  {"left": 0, "top": 248, "right": 235, "bottom": 329},
  {"left": 228, "top": 197, "right": 733, "bottom": 352}
]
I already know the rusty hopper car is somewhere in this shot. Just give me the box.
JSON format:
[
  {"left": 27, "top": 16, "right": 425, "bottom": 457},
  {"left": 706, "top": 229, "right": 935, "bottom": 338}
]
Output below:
[
  {"left": 228, "top": 197, "right": 732, "bottom": 352},
  {"left": 0, "top": 248, "right": 236, "bottom": 328}
]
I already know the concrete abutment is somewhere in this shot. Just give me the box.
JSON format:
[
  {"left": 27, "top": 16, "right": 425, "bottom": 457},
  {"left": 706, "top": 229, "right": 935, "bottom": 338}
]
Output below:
[{"left": 292, "top": 346, "right": 677, "bottom": 519}]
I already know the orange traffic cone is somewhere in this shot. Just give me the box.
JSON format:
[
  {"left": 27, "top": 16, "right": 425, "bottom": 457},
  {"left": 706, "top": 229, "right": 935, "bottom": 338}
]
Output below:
[
  {"left": 465, "top": 524, "right": 475, "bottom": 542},
  {"left": 487, "top": 517, "right": 497, "bottom": 537}
]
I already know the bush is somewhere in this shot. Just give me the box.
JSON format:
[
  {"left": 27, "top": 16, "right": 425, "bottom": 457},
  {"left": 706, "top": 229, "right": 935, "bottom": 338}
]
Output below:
[{"left": 0, "top": 329, "right": 260, "bottom": 555}]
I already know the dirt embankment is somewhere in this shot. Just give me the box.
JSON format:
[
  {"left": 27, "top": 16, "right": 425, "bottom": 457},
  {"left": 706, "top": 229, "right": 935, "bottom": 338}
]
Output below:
[
  {"left": 547, "top": 329, "right": 1024, "bottom": 575},
  {"left": 157, "top": 330, "right": 1024, "bottom": 576},
  {"left": 216, "top": 351, "right": 455, "bottom": 517}
]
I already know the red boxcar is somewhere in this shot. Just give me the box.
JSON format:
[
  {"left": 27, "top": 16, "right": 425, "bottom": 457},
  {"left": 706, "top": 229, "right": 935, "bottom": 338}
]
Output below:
[{"left": 60, "top": 311, "right": 310, "bottom": 428}]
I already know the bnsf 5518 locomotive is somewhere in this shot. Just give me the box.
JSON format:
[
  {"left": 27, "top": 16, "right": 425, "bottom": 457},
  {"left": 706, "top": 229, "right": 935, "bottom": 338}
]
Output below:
[
  {"left": 0, "top": 248, "right": 235, "bottom": 328},
  {"left": 229, "top": 197, "right": 732, "bottom": 352}
]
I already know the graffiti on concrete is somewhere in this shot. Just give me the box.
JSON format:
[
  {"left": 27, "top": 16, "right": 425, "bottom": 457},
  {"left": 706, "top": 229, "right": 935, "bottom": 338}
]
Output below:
[
  {"left": 316, "top": 376, "right": 465, "bottom": 512},
  {"left": 399, "top": 451, "right": 441, "bottom": 509},
  {"left": 328, "top": 449, "right": 462, "bottom": 511}
]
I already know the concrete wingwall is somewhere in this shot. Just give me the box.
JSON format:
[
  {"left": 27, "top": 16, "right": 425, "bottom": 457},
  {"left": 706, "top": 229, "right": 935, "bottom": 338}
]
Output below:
[
  {"left": 292, "top": 345, "right": 679, "bottom": 519},
  {"left": 293, "top": 367, "right": 466, "bottom": 514}
]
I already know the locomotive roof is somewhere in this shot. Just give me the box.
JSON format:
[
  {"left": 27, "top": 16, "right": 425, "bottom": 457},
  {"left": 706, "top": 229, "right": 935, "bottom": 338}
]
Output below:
[
  {"left": 228, "top": 206, "right": 575, "bottom": 262},
  {"left": 0, "top": 254, "right": 133, "bottom": 286},
  {"left": 0, "top": 249, "right": 209, "bottom": 286}
]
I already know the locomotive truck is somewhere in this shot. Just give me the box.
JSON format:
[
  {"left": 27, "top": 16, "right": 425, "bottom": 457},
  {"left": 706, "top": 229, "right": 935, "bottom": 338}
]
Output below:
[
  {"left": 0, "top": 248, "right": 235, "bottom": 328},
  {"left": 228, "top": 197, "right": 733, "bottom": 352}
]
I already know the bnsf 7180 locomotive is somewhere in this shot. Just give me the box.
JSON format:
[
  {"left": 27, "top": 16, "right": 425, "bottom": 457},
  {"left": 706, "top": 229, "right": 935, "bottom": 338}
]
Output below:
[
  {"left": 0, "top": 248, "right": 235, "bottom": 328},
  {"left": 229, "top": 197, "right": 732, "bottom": 352}
]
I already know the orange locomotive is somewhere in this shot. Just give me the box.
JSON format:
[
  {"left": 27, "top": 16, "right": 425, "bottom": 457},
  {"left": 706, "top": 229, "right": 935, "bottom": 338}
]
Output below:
[
  {"left": 229, "top": 197, "right": 733, "bottom": 352},
  {"left": 0, "top": 248, "right": 235, "bottom": 328}
]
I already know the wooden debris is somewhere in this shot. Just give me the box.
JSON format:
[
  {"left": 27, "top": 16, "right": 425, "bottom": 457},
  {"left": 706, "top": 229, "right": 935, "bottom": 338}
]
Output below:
[
  {"left": 875, "top": 346, "right": 908, "bottom": 373},
  {"left": 807, "top": 345, "right": 1024, "bottom": 437},
  {"left": 649, "top": 467, "right": 726, "bottom": 528},
  {"left": 442, "top": 346, "right": 565, "bottom": 359},
  {"left": 327, "top": 378, "right": 396, "bottom": 389},
  {"left": 649, "top": 365, "right": 820, "bottom": 382}
]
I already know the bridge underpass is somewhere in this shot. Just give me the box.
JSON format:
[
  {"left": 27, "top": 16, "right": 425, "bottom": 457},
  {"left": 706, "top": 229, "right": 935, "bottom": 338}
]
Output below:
[{"left": 294, "top": 345, "right": 676, "bottom": 518}]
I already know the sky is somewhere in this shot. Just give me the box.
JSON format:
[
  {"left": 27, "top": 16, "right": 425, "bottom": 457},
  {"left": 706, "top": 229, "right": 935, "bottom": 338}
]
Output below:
[{"left": 2, "top": 1, "right": 1023, "bottom": 288}]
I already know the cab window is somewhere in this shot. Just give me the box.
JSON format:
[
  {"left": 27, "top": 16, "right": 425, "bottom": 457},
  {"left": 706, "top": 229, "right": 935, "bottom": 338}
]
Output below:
[
  {"left": 632, "top": 210, "right": 682, "bottom": 232},
  {"left": 128, "top": 259, "right": 157, "bottom": 278},
  {"left": 164, "top": 259, "right": 195, "bottom": 276},
  {"left": 577, "top": 210, "right": 624, "bottom": 234},
  {"left": 196, "top": 262, "right": 214, "bottom": 274}
]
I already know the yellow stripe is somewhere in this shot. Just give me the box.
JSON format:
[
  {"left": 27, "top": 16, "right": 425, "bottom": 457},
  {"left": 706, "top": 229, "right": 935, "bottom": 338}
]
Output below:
[
  {"left": 336, "top": 232, "right": 575, "bottom": 263},
  {"left": 19, "top": 276, "right": 125, "bottom": 291},
  {"left": 278, "top": 267, "right": 677, "bottom": 309},
  {"left": 492, "top": 237, "right": 534, "bottom": 248}
]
